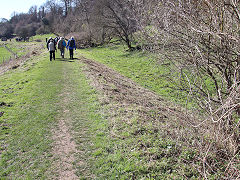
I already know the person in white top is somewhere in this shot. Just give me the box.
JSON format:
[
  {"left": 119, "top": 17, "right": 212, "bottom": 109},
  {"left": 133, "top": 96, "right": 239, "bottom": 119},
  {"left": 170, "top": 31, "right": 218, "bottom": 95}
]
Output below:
[{"left": 48, "top": 39, "right": 56, "bottom": 61}]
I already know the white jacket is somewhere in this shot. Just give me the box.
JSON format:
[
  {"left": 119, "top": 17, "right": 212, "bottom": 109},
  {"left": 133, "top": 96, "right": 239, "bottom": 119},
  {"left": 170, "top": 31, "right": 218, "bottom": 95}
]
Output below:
[{"left": 48, "top": 42, "right": 55, "bottom": 51}]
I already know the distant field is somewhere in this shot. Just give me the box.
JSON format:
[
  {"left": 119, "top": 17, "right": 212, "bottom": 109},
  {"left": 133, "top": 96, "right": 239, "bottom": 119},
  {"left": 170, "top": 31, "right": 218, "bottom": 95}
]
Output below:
[{"left": 0, "top": 34, "right": 54, "bottom": 64}]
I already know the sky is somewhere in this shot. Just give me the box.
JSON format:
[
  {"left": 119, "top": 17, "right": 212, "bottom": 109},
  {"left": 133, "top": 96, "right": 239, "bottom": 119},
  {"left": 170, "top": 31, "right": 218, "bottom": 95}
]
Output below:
[{"left": 0, "top": 0, "right": 47, "bottom": 20}]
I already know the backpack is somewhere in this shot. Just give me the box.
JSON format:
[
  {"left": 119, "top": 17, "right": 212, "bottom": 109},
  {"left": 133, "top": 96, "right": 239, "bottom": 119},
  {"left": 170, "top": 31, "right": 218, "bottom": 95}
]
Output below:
[
  {"left": 58, "top": 39, "right": 63, "bottom": 49},
  {"left": 69, "top": 39, "right": 74, "bottom": 48}
]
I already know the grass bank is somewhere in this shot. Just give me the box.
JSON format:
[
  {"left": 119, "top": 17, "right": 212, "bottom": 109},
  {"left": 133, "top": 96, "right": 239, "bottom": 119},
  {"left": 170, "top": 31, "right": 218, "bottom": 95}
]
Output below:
[
  {"left": 75, "top": 53, "right": 201, "bottom": 178},
  {"left": 78, "top": 45, "right": 237, "bottom": 178},
  {"left": 79, "top": 44, "right": 189, "bottom": 106},
  {"left": 0, "top": 46, "right": 12, "bottom": 64}
]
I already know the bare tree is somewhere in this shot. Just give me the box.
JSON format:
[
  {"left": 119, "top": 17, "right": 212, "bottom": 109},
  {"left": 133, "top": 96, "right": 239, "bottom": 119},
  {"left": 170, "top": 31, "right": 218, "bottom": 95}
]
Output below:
[
  {"left": 60, "top": 0, "right": 73, "bottom": 16},
  {"left": 131, "top": 0, "right": 240, "bottom": 177},
  {"left": 98, "top": 0, "right": 137, "bottom": 49}
]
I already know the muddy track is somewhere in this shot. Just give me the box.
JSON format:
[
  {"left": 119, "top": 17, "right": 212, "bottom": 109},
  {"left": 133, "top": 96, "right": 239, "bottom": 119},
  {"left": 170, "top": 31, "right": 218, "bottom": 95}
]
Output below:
[{"left": 80, "top": 56, "right": 198, "bottom": 141}]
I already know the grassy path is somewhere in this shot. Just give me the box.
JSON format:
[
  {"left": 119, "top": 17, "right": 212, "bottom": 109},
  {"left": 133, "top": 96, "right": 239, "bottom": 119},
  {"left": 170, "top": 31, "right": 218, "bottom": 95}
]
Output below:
[
  {"left": 0, "top": 51, "right": 104, "bottom": 178},
  {"left": 1, "top": 47, "right": 222, "bottom": 178},
  {"left": 0, "top": 52, "right": 62, "bottom": 178}
]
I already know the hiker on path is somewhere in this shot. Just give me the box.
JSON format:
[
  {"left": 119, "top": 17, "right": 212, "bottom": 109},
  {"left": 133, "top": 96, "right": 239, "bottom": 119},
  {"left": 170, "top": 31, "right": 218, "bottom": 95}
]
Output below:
[
  {"left": 48, "top": 39, "right": 56, "bottom": 61},
  {"left": 47, "top": 37, "right": 54, "bottom": 49},
  {"left": 57, "top": 37, "right": 66, "bottom": 58},
  {"left": 66, "top": 37, "right": 76, "bottom": 60},
  {"left": 55, "top": 37, "right": 60, "bottom": 45}
]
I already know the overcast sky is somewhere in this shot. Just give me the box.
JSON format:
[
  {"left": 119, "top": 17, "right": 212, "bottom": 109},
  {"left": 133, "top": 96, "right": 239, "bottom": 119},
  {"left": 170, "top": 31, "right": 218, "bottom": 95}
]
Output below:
[{"left": 0, "top": 0, "right": 47, "bottom": 20}]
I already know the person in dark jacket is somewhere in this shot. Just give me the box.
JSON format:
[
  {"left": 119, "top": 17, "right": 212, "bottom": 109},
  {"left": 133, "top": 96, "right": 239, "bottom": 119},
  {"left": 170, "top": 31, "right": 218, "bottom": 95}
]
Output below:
[{"left": 66, "top": 37, "right": 76, "bottom": 60}]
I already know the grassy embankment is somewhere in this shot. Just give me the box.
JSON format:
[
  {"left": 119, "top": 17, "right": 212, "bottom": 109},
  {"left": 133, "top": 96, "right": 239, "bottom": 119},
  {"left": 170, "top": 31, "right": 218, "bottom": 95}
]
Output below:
[
  {"left": 78, "top": 44, "right": 230, "bottom": 178},
  {"left": 78, "top": 46, "right": 202, "bottom": 178},
  {"left": 79, "top": 43, "right": 221, "bottom": 110},
  {"left": 79, "top": 45, "right": 190, "bottom": 105}
]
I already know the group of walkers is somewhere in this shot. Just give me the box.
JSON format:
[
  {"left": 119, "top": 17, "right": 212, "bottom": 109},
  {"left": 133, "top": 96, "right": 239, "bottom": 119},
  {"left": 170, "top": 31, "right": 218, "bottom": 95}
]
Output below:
[{"left": 46, "top": 36, "right": 76, "bottom": 61}]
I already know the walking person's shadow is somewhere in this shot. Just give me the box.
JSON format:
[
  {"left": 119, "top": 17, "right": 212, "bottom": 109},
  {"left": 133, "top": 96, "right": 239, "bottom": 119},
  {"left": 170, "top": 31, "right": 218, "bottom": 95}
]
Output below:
[{"left": 55, "top": 58, "right": 76, "bottom": 62}]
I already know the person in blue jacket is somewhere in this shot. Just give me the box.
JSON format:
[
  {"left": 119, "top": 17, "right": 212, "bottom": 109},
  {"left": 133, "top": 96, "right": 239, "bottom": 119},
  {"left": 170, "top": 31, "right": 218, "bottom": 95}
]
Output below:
[{"left": 66, "top": 37, "right": 76, "bottom": 60}]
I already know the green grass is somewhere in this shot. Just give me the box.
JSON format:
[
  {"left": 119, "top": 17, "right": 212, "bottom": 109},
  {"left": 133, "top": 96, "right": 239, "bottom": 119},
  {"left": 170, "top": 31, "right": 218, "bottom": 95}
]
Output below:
[
  {"left": 0, "top": 43, "right": 228, "bottom": 178},
  {"left": 0, "top": 47, "right": 12, "bottom": 63},
  {"left": 0, "top": 52, "right": 63, "bottom": 178},
  {"left": 78, "top": 45, "right": 235, "bottom": 178},
  {"left": 72, "top": 51, "right": 200, "bottom": 178},
  {"left": 56, "top": 57, "right": 104, "bottom": 178},
  {"left": 79, "top": 44, "right": 223, "bottom": 111},
  {"left": 79, "top": 45, "right": 189, "bottom": 106},
  {"left": 0, "top": 34, "right": 54, "bottom": 64},
  {"left": 5, "top": 43, "right": 26, "bottom": 58},
  {"left": 85, "top": 107, "right": 200, "bottom": 179},
  {"left": 6, "top": 34, "right": 55, "bottom": 58},
  {"left": 32, "top": 34, "right": 55, "bottom": 42}
]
